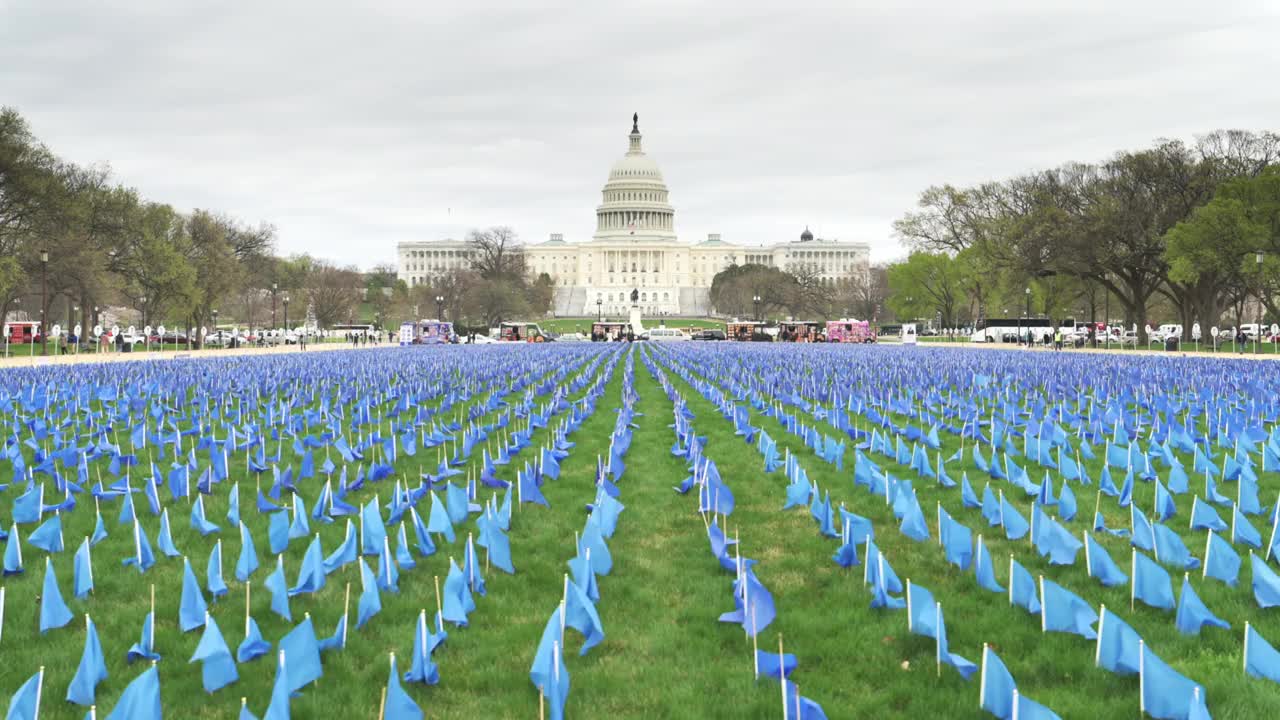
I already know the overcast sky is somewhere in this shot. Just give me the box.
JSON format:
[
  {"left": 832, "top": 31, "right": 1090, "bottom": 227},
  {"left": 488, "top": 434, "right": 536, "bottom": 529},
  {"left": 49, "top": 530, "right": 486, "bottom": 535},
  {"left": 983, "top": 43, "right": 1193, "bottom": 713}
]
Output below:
[{"left": 3, "top": 0, "right": 1278, "bottom": 267}]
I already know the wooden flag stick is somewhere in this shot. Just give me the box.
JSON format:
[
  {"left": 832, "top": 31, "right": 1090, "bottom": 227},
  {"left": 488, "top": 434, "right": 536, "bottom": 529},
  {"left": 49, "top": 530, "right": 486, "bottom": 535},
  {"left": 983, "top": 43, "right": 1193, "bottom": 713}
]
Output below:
[
  {"left": 779, "top": 633, "right": 788, "bottom": 720},
  {"left": 377, "top": 680, "right": 388, "bottom": 720},
  {"left": 245, "top": 582, "right": 251, "bottom": 637},
  {"left": 434, "top": 575, "right": 443, "bottom": 621}
]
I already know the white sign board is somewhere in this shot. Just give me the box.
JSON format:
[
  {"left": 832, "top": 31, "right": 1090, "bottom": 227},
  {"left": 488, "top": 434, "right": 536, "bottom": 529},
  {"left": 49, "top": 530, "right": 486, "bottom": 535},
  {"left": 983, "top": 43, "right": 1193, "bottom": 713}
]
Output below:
[
  {"left": 157, "top": 325, "right": 166, "bottom": 337},
  {"left": 50, "top": 324, "right": 61, "bottom": 338},
  {"left": 902, "top": 323, "right": 918, "bottom": 346},
  {"left": 144, "top": 325, "right": 152, "bottom": 336},
  {"left": 1211, "top": 326, "right": 1220, "bottom": 338},
  {"left": 110, "top": 324, "right": 120, "bottom": 337},
  {"left": 93, "top": 325, "right": 103, "bottom": 338},
  {"left": 1191, "top": 322, "right": 1201, "bottom": 340},
  {"left": 73, "top": 324, "right": 81, "bottom": 337},
  {"left": 200, "top": 326, "right": 208, "bottom": 338}
]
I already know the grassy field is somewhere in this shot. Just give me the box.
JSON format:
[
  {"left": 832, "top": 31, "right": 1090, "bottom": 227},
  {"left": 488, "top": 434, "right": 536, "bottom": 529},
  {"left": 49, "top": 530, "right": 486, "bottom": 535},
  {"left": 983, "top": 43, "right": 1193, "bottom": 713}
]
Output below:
[{"left": 4, "top": 342, "right": 1280, "bottom": 718}]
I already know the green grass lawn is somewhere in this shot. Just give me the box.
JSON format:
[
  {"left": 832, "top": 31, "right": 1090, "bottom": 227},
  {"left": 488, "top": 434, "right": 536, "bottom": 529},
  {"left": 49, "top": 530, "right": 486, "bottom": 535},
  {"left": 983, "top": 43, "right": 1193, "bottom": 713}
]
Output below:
[
  {"left": 5, "top": 342, "right": 1280, "bottom": 718},
  {"left": 640, "top": 343, "right": 1280, "bottom": 719}
]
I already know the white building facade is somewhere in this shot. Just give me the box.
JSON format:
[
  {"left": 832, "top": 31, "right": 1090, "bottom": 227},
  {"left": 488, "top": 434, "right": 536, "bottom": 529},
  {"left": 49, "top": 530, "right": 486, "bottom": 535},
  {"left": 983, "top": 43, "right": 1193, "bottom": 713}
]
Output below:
[{"left": 397, "top": 116, "right": 870, "bottom": 317}]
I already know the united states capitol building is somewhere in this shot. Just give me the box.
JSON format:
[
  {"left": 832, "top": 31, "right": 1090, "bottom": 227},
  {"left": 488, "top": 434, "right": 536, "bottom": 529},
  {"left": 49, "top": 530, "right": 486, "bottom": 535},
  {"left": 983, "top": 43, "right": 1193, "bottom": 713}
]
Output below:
[{"left": 396, "top": 115, "right": 870, "bottom": 317}]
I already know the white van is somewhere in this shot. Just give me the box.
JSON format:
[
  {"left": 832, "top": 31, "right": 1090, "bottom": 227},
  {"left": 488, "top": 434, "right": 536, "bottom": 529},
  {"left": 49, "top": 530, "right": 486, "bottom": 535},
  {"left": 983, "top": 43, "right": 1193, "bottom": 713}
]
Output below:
[
  {"left": 646, "top": 328, "right": 690, "bottom": 342},
  {"left": 1152, "top": 324, "right": 1182, "bottom": 341}
]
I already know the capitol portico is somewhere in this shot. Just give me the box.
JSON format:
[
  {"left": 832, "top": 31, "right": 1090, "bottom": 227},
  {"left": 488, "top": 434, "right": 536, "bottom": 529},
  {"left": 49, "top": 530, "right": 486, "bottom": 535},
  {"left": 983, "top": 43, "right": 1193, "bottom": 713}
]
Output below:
[{"left": 397, "top": 115, "right": 870, "bottom": 317}]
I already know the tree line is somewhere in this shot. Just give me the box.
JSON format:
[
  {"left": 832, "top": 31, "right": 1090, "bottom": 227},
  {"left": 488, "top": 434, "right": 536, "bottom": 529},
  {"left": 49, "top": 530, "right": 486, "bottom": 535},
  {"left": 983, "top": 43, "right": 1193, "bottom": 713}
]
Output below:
[
  {"left": 708, "top": 262, "right": 889, "bottom": 322},
  {"left": 1, "top": 107, "right": 553, "bottom": 342},
  {"left": 888, "top": 130, "right": 1280, "bottom": 338}
]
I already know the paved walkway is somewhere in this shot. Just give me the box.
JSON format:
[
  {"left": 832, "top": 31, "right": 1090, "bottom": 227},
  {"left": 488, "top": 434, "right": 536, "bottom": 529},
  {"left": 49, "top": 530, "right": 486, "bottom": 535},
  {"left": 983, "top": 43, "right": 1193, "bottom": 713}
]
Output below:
[
  {"left": 0, "top": 341, "right": 395, "bottom": 370},
  {"left": 908, "top": 340, "right": 1280, "bottom": 360}
]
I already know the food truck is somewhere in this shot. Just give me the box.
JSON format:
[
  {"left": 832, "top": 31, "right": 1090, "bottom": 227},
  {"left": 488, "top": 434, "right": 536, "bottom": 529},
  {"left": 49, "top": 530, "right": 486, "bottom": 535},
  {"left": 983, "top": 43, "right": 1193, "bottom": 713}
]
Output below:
[
  {"left": 499, "top": 322, "right": 550, "bottom": 342},
  {"left": 4, "top": 321, "right": 40, "bottom": 345},
  {"left": 591, "top": 321, "right": 630, "bottom": 341},
  {"left": 825, "top": 319, "right": 876, "bottom": 343},
  {"left": 415, "top": 319, "right": 454, "bottom": 344},
  {"left": 726, "top": 321, "right": 766, "bottom": 341},
  {"left": 778, "top": 320, "right": 824, "bottom": 342}
]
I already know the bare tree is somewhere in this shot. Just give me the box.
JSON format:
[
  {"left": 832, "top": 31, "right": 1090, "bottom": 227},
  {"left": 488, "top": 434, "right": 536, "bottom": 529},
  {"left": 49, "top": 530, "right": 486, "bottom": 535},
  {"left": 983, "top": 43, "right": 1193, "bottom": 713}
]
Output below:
[
  {"left": 468, "top": 226, "right": 526, "bottom": 279},
  {"left": 306, "top": 260, "right": 362, "bottom": 327}
]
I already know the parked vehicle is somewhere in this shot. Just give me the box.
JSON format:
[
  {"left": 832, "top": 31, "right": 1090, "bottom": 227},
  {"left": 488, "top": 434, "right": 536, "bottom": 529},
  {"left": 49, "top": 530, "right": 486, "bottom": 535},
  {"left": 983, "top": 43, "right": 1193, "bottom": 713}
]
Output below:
[
  {"left": 645, "top": 328, "right": 690, "bottom": 342},
  {"left": 1151, "top": 324, "right": 1183, "bottom": 342},
  {"left": 691, "top": 329, "right": 727, "bottom": 341}
]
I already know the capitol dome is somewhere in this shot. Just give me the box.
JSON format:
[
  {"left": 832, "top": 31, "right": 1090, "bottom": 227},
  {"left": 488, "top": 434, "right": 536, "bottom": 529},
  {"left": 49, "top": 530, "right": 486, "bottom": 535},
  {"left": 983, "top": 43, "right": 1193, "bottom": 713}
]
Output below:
[{"left": 593, "top": 113, "right": 676, "bottom": 241}]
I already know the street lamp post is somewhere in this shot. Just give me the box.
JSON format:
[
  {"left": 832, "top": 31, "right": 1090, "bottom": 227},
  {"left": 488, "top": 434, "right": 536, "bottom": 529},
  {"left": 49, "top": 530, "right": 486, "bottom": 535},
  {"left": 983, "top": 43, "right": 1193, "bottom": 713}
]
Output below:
[
  {"left": 283, "top": 296, "right": 290, "bottom": 333},
  {"left": 596, "top": 298, "right": 603, "bottom": 322},
  {"left": 272, "top": 283, "right": 278, "bottom": 329},
  {"left": 1023, "top": 287, "right": 1031, "bottom": 346},
  {"left": 1104, "top": 281, "right": 1111, "bottom": 350},
  {"left": 753, "top": 295, "right": 761, "bottom": 322},
  {"left": 1257, "top": 251, "right": 1265, "bottom": 355},
  {"left": 435, "top": 295, "right": 445, "bottom": 322},
  {"left": 72, "top": 305, "right": 78, "bottom": 354},
  {"left": 93, "top": 305, "right": 98, "bottom": 354},
  {"left": 211, "top": 309, "right": 219, "bottom": 350},
  {"left": 39, "top": 248, "right": 48, "bottom": 355}
]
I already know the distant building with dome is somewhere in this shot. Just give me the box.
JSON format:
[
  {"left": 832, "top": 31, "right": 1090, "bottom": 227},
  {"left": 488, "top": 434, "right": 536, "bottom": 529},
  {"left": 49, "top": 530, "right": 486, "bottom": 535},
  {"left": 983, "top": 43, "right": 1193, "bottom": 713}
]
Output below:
[{"left": 396, "top": 115, "right": 870, "bottom": 317}]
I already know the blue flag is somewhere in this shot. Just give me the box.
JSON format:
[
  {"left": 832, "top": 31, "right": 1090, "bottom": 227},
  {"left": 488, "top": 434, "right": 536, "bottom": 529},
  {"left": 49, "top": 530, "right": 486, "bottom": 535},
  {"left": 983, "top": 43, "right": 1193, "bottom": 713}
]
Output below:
[
  {"left": 1245, "top": 622, "right": 1280, "bottom": 685},
  {"left": 1040, "top": 577, "right": 1097, "bottom": 639},
  {"left": 263, "top": 651, "right": 290, "bottom": 720},
  {"left": 235, "top": 521, "right": 259, "bottom": 582},
  {"left": 426, "top": 491, "right": 456, "bottom": 544},
  {"left": 1190, "top": 496, "right": 1227, "bottom": 533},
  {"left": 190, "top": 612, "right": 239, "bottom": 693},
  {"left": 974, "top": 535, "right": 1004, "bottom": 593},
  {"left": 1009, "top": 557, "right": 1041, "bottom": 615},
  {"left": 357, "top": 557, "right": 382, "bottom": 628},
  {"left": 237, "top": 616, "right": 272, "bottom": 663},
  {"left": 73, "top": 538, "right": 95, "bottom": 598},
  {"left": 1233, "top": 504, "right": 1262, "bottom": 549},
  {"left": 1001, "top": 495, "right": 1029, "bottom": 540},
  {"left": 279, "top": 615, "right": 324, "bottom": 692},
  {"left": 27, "top": 513, "right": 63, "bottom": 553},
  {"left": 935, "top": 603, "right": 977, "bottom": 680},
  {"left": 403, "top": 610, "right": 440, "bottom": 685},
  {"left": 39, "top": 557, "right": 73, "bottom": 633},
  {"left": 208, "top": 540, "right": 228, "bottom": 600},
  {"left": 441, "top": 557, "right": 476, "bottom": 627},
  {"left": 385, "top": 653, "right": 424, "bottom": 720},
  {"left": 1202, "top": 531, "right": 1240, "bottom": 587},
  {"left": 66, "top": 616, "right": 108, "bottom": 705},
  {"left": 126, "top": 611, "right": 161, "bottom": 663},
  {"left": 156, "top": 509, "right": 181, "bottom": 558},
  {"left": 1251, "top": 552, "right": 1280, "bottom": 608},
  {"left": 1175, "top": 575, "right": 1229, "bottom": 636},
  {"left": 1095, "top": 606, "right": 1142, "bottom": 675},
  {"left": 1140, "top": 643, "right": 1206, "bottom": 720},
  {"left": 564, "top": 578, "right": 606, "bottom": 655},
  {"left": 264, "top": 554, "right": 292, "bottom": 622},
  {"left": 288, "top": 534, "right": 327, "bottom": 596},
  {"left": 1084, "top": 533, "right": 1127, "bottom": 587},
  {"left": 105, "top": 665, "right": 161, "bottom": 720},
  {"left": 179, "top": 556, "right": 209, "bottom": 632},
  {"left": 323, "top": 519, "right": 358, "bottom": 574},
  {"left": 907, "top": 581, "right": 938, "bottom": 638},
  {"left": 1132, "top": 550, "right": 1175, "bottom": 611},
  {"left": 979, "top": 646, "right": 1016, "bottom": 720},
  {"left": 267, "top": 510, "right": 290, "bottom": 556}
]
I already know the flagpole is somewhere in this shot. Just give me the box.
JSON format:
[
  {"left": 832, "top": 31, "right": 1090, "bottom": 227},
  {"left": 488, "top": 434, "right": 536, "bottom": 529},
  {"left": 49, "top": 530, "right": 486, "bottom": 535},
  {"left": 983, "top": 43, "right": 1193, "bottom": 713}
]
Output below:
[
  {"left": 1245, "top": 621, "right": 1251, "bottom": 675},
  {"left": 33, "top": 666, "right": 43, "bottom": 720},
  {"left": 245, "top": 582, "right": 251, "bottom": 637},
  {"left": 935, "top": 603, "right": 942, "bottom": 677},
  {"left": 979, "top": 644, "right": 988, "bottom": 709},
  {"left": 343, "top": 583, "right": 351, "bottom": 647},
  {"left": 1130, "top": 550, "right": 1136, "bottom": 612},
  {"left": 779, "top": 633, "right": 788, "bottom": 720}
]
